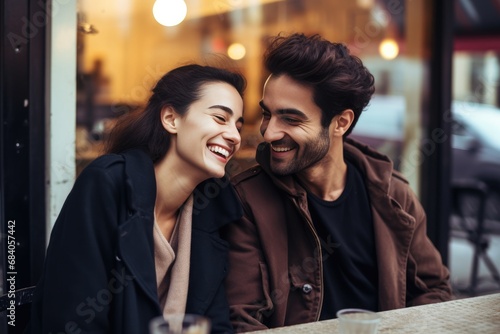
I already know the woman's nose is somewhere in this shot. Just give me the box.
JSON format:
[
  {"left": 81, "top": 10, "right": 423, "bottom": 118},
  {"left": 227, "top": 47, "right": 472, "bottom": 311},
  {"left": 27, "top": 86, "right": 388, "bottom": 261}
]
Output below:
[{"left": 223, "top": 124, "right": 241, "bottom": 146}]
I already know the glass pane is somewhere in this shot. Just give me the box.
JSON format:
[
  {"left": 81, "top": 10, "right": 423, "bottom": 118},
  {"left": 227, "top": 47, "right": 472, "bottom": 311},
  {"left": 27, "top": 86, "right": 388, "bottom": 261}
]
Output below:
[
  {"left": 75, "top": 0, "right": 428, "bottom": 191},
  {"left": 448, "top": 0, "right": 500, "bottom": 296},
  {"left": 452, "top": 32, "right": 500, "bottom": 222}
]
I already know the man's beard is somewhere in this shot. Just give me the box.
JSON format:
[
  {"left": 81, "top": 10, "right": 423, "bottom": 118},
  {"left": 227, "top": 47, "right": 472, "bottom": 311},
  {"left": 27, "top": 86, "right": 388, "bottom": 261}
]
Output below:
[{"left": 271, "top": 127, "right": 330, "bottom": 176}]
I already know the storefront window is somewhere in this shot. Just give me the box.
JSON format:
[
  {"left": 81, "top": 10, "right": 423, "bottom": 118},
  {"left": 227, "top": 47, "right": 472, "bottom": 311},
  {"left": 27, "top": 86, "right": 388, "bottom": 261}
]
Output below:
[{"left": 76, "top": 0, "right": 425, "bottom": 181}]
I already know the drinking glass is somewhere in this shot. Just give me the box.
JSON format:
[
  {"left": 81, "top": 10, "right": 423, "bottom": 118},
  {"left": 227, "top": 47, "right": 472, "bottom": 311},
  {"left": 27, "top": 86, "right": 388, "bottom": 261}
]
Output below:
[{"left": 336, "top": 308, "right": 380, "bottom": 334}]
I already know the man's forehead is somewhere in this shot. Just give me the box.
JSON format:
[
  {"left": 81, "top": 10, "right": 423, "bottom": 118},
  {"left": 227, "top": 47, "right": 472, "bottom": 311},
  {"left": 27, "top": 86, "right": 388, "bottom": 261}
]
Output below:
[{"left": 262, "top": 75, "right": 314, "bottom": 104}]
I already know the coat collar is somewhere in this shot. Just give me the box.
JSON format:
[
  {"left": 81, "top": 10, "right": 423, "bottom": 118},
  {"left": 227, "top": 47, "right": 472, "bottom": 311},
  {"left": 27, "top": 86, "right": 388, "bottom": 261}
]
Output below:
[
  {"left": 122, "top": 149, "right": 157, "bottom": 217},
  {"left": 192, "top": 176, "right": 243, "bottom": 232}
]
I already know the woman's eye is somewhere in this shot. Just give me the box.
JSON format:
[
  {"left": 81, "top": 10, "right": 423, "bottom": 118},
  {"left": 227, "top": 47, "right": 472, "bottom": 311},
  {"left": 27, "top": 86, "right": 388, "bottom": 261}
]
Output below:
[{"left": 214, "top": 115, "right": 226, "bottom": 122}]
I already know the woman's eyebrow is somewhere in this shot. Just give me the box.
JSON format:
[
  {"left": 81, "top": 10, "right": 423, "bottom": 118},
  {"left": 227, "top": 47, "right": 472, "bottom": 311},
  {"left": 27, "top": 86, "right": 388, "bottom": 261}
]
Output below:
[
  {"left": 209, "top": 105, "right": 244, "bottom": 124},
  {"left": 209, "top": 105, "right": 234, "bottom": 115}
]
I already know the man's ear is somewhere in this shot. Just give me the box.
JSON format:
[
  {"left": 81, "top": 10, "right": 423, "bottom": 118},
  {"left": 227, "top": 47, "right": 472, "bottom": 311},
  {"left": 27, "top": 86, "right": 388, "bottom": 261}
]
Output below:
[
  {"left": 160, "top": 106, "right": 179, "bottom": 134},
  {"left": 331, "top": 109, "right": 355, "bottom": 137}
]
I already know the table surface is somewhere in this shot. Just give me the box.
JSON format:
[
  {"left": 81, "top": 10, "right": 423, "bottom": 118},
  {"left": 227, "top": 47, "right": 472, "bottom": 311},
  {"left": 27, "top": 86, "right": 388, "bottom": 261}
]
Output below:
[{"left": 250, "top": 293, "right": 500, "bottom": 333}]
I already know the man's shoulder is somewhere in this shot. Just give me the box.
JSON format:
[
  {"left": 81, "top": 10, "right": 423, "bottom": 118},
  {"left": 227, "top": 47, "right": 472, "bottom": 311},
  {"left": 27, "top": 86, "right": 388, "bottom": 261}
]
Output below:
[
  {"left": 390, "top": 169, "right": 409, "bottom": 185},
  {"left": 345, "top": 138, "right": 410, "bottom": 187},
  {"left": 231, "top": 164, "right": 269, "bottom": 186},
  {"left": 386, "top": 169, "right": 417, "bottom": 205}
]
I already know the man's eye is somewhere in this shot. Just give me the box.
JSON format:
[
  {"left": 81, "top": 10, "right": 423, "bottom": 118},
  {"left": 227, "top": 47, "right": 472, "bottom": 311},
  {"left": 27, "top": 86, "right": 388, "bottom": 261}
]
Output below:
[
  {"left": 284, "top": 117, "right": 299, "bottom": 124},
  {"left": 262, "top": 111, "right": 271, "bottom": 119},
  {"left": 236, "top": 121, "right": 243, "bottom": 133}
]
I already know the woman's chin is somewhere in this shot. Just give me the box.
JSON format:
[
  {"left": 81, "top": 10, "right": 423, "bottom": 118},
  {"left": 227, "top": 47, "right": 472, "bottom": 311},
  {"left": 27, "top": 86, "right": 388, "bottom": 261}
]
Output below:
[
  {"left": 201, "top": 164, "right": 226, "bottom": 180},
  {"left": 210, "top": 169, "right": 226, "bottom": 179}
]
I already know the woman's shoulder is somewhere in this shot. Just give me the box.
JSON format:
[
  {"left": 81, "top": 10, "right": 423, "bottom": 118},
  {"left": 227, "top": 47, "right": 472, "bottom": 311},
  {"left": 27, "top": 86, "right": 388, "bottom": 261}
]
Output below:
[
  {"left": 69, "top": 154, "right": 127, "bottom": 202},
  {"left": 76, "top": 149, "right": 155, "bottom": 207},
  {"left": 78, "top": 153, "right": 126, "bottom": 181},
  {"left": 87, "top": 153, "right": 125, "bottom": 169},
  {"left": 80, "top": 150, "right": 152, "bottom": 179}
]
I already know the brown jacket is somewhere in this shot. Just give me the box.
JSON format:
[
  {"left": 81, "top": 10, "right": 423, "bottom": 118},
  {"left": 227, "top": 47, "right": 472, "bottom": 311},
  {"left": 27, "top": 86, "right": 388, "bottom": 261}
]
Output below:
[{"left": 223, "top": 138, "right": 452, "bottom": 332}]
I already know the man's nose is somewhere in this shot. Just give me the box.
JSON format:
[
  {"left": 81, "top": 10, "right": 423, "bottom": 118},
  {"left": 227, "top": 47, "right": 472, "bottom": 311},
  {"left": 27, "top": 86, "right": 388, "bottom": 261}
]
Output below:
[{"left": 261, "top": 117, "right": 284, "bottom": 143}]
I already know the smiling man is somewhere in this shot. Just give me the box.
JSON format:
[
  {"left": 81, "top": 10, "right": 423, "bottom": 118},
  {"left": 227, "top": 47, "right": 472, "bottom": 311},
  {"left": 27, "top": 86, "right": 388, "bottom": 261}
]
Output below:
[{"left": 223, "top": 33, "right": 452, "bottom": 333}]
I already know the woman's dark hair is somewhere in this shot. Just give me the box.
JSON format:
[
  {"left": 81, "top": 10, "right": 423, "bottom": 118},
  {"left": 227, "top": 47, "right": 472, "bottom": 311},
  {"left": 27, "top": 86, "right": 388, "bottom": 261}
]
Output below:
[
  {"left": 264, "top": 33, "right": 375, "bottom": 137},
  {"left": 105, "top": 64, "right": 246, "bottom": 162}
]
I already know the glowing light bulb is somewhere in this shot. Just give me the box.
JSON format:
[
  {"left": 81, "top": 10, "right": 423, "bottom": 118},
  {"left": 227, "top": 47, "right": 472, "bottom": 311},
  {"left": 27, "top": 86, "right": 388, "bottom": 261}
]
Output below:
[
  {"left": 379, "top": 38, "right": 399, "bottom": 60},
  {"left": 152, "top": 0, "right": 187, "bottom": 27},
  {"left": 227, "top": 43, "right": 246, "bottom": 60}
]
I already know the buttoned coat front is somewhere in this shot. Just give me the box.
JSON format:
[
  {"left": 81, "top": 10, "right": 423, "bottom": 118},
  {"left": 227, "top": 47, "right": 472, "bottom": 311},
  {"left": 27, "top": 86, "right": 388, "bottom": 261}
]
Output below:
[
  {"left": 223, "top": 139, "right": 452, "bottom": 332},
  {"left": 26, "top": 149, "right": 241, "bottom": 334}
]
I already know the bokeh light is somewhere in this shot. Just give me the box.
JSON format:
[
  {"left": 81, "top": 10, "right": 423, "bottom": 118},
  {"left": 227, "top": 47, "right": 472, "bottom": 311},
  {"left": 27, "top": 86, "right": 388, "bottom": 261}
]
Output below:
[
  {"left": 379, "top": 38, "right": 399, "bottom": 60},
  {"left": 152, "top": 0, "right": 187, "bottom": 27},
  {"left": 227, "top": 43, "right": 246, "bottom": 60}
]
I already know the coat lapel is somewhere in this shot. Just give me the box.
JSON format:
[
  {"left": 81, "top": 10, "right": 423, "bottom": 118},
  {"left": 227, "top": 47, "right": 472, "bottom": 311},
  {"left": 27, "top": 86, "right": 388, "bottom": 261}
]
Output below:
[
  {"left": 344, "top": 139, "right": 417, "bottom": 309},
  {"left": 118, "top": 215, "right": 159, "bottom": 305},
  {"left": 371, "top": 189, "right": 416, "bottom": 309},
  {"left": 117, "top": 150, "right": 159, "bottom": 306},
  {"left": 187, "top": 177, "right": 243, "bottom": 313}
]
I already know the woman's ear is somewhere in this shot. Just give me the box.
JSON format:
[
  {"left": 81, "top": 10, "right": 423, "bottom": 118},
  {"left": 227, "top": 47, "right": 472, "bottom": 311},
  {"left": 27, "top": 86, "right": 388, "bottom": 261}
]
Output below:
[
  {"left": 331, "top": 109, "right": 355, "bottom": 137},
  {"left": 160, "top": 106, "right": 178, "bottom": 134}
]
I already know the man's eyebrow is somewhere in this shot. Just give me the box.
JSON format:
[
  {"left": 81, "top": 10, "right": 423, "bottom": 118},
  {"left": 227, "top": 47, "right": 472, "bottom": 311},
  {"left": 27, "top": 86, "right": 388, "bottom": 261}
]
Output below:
[
  {"left": 259, "top": 100, "right": 269, "bottom": 112},
  {"left": 259, "top": 100, "right": 307, "bottom": 118},
  {"left": 209, "top": 105, "right": 244, "bottom": 124}
]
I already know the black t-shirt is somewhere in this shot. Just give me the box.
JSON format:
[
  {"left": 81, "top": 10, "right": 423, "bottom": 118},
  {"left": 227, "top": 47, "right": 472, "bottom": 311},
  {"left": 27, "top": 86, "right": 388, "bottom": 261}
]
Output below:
[{"left": 307, "top": 161, "right": 378, "bottom": 320}]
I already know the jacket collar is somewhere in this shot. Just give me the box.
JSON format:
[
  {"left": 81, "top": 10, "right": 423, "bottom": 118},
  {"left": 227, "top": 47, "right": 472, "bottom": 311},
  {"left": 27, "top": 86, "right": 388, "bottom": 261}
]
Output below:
[
  {"left": 192, "top": 176, "right": 243, "bottom": 232},
  {"left": 255, "top": 137, "right": 399, "bottom": 197},
  {"left": 343, "top": 138, "right": 397, "bottom": 195},
  {"left": 122, "top": 149, "right": 157, "bottom": 218}
]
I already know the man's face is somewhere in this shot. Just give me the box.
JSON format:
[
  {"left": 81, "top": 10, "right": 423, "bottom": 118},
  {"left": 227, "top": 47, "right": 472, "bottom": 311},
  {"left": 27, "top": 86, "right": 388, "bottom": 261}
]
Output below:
[{"left": 259, "top": 74, "right": 330, "bottom": 176}]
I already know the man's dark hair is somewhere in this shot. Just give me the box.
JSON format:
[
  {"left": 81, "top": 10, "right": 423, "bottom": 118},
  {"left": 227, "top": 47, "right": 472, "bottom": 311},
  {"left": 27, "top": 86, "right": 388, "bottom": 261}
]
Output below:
[
  {"left": 105, "top": 64, "right": 246, "bottom": 162},
  {"left": 264, "top": 33, "right": 375, "bottom": 136}
]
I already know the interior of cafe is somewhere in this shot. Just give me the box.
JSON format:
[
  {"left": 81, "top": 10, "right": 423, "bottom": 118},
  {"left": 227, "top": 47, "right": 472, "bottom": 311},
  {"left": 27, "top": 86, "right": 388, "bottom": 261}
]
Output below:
[{"left": 1, "top": 0, "right": 500, "bottom": 332}]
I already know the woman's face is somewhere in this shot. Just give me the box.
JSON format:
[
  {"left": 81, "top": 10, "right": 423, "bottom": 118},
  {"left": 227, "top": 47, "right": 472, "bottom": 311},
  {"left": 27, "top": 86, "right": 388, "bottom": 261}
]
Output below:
[{"left": 172, "top": 82, "right": 244, "bottom": 179}]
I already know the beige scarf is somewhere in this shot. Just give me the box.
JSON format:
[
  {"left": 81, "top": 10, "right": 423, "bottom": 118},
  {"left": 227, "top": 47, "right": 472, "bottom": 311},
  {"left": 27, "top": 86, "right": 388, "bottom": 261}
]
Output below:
[{"left": 153, "top": 195, "right": 193, "bottom": 316}]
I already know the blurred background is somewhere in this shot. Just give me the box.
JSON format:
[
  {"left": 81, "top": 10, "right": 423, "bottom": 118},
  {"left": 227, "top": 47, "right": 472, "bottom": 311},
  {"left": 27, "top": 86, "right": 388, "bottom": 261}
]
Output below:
[{"left": 1, "top": 1, "right": 500, "bottom": 330}]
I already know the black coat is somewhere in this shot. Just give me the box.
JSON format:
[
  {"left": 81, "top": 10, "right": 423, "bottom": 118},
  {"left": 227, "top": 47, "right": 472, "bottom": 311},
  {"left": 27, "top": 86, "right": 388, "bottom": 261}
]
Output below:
[{"left": 26, "top": 149, "right": 242, "bottom": 333}]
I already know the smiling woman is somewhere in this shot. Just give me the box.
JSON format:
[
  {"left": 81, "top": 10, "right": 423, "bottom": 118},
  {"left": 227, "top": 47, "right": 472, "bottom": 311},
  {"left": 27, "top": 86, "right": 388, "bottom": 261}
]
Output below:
[
  {"left": 25, "top": 64, "right": 246, "bottom": 334},
  {"left": 171, "top": 81, "right": 244, "bottom": 179}
]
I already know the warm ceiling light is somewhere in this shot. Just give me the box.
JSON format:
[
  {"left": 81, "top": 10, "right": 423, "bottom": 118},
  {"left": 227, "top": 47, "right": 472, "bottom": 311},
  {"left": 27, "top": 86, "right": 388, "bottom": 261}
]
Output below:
[
  {"left": 152, "top": 0, "right": 187, "bottom": 27},
  {"left": 379, "top": 38, "right": 399, "bottom": 60},
  {"left": 356, "top": 0, "right": 374, "bottom": 9},
  {"left": 227, "top": 43, "right": 246, "bottom": 60}
]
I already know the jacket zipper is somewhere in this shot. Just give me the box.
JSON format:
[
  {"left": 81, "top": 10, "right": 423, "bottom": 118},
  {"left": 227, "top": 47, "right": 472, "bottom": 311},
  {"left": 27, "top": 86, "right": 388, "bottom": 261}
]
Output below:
[{"left": 294, "top": 196, "right": 324, "bottom": 321}]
